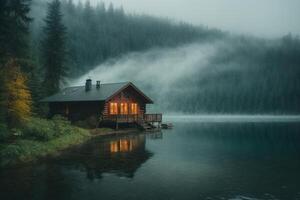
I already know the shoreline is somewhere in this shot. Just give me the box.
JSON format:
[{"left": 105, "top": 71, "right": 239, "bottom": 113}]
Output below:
[
  {"left": 90, "top": 128, "right": 142, "bottom": 137},
  {"left": 0, "top": 127, "right": 144, "bottom": 168}
]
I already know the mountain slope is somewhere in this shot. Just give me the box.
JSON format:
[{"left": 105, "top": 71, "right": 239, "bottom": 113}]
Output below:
[{"left": 30, "top": 0, "right": 224, "bottom": 77}]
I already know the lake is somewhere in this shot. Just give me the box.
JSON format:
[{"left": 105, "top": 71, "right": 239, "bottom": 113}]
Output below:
[{"left": 1, "top": 119, "right": 300, "bottom": 200}]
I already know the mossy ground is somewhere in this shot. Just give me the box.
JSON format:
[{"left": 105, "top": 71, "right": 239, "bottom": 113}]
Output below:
[
  {"left": 0, "top": 127, "right": 91, "bottom": 168},
  {"left": 0, "top": 117, "right": 136, "bottom": 168}
]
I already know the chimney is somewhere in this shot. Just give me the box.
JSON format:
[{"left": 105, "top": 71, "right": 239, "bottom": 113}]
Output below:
[
  {"left": 96, "top": 81, "right": 101, "bottom": 89},
  {"left": 85, "top": 79, "right": 92, "bottom": 91}
]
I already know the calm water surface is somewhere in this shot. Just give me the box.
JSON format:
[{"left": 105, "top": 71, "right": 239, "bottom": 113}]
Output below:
[{"left": 1, "top": 121, "right": 300, "bottom": 200}]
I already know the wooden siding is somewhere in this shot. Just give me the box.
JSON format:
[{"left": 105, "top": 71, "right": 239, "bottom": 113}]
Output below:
[
  {"left": 103, "top": 86, "right": 147, "bottom": 118},
  {"left": 49, "top": 101, "right": 104, "bottom": 121},
  {"left": 47, "top": 84, "right": 159, "bottom": 124}
]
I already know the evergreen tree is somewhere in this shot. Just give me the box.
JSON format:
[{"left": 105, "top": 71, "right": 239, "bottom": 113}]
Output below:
[
  {"left": 108, "top": 2, "right": 114, "bottom": 14},
  {"left": 0, "top": 0, "right": 9, "bottom": 63},
  {"left": 65, "top": 0, "right": 75, "bottom": 15},
  {"left": 0, "top": 0, "right": 32, "bottom": 61},
  {"left": 41, "top": 0, "right": 67, "bottom": 96}
]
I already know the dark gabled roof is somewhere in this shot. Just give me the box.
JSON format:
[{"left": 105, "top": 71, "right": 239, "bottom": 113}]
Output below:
[{"left": 41, "top": 82, "right": 153, "bottom": 103}]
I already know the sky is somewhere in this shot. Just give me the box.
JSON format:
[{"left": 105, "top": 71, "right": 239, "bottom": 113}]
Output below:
[{"left": 82, "top": 0, "right": 300, "bottom": 38}]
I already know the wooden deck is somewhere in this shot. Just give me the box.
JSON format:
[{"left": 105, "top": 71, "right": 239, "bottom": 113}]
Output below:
[{"left": 103, "top": 114, "right": 162, "bottom": 123}]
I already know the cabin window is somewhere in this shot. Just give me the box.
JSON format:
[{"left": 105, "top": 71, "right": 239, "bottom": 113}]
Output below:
[
  {"left": 131, "top": 103, "right": 138, "bottom": 114},
  {"left": 110, "top": 102, "right": 118, "bottom": 115},
  {"left": 120, "top": 103, "right": 128, "bottom": 115}
]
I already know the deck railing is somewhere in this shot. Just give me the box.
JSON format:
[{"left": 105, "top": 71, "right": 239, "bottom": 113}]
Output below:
[
  {"left": 144, "top": 113, "right": 162, "bottom": 123},
  {"left": 103, "top": 113, "right": 162, "bottom": 123}
]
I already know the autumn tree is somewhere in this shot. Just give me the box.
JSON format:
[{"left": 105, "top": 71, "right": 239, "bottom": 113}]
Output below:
[{"left": 2, "top": 59, "right": 32, "bottom": 127}]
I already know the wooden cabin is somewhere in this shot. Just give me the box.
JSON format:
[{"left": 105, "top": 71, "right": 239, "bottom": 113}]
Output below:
[{"left": 41, "top": 79, "right": 162, "bottom": 129}]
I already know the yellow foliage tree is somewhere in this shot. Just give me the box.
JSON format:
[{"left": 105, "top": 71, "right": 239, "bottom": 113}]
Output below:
[{"left": 3, "top": 59, "right": 32, "bottom": 127}]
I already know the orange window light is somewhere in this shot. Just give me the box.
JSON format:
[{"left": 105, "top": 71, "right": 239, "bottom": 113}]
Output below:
[
  {"left": 120, "top": 103, "right": 128, "bottom": 114},
  {"left": 131, "top": 103, "right": 138, "bottom": 114},
  {"left": 110, "top": 102, "right": 118, "bottom": 115}
]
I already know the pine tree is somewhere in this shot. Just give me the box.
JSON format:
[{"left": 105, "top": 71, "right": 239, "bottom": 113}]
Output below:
[
  {"left": 66, "top": 0, "right": 75, "bottom": 15},
  {"left": 2, "top": 59, "right": 32, "bottom": 127},
  {"left": 0, "top": 0, "right": 32, "bottom": 61},
  {"left": 108, "top": 2, "right": 114, "bottom": 14},
  {"left": 83, "top": 0, "right": 93, "bottom": 19},
  {"left": 0, "top": 0, "right": 9, "bottom": 63},
  {"left": 41, "top": 0, "right": 67, "bottom": 96}
]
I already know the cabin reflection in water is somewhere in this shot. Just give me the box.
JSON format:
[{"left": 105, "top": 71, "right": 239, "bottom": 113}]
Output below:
[
  {"left": 58, "top": 134, "right": 152, "bottom": 180},
  {"left": 147, "top": 132, "right": 163, "bottom": 140},
  {"left": 110, "top": 137, "right": 142, "bottom": 153}
]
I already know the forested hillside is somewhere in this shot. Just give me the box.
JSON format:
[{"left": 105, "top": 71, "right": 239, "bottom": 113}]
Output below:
[
  {"left": 164, "top": 35, "right": 300, "bottom": 114},
  {"left": 30, "top": 0, "right": 224, "bottom": 77}
]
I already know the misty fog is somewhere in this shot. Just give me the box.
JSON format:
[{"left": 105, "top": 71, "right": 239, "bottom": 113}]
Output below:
[
  {"left": 71, "top": 34, "right": 300, "bottom": 114},
  {"left": 71, "top": 42, "right": 217, "bottom": 101}
]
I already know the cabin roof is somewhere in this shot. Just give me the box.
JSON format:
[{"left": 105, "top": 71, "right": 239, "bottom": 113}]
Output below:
[{"left": 41, "top": 82, "right": 153, "bottom": 103}]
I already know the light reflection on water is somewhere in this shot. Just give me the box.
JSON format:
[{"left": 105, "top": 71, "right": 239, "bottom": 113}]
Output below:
[{"left": 0, "top": 122, "right": 300, "bottom": 200}]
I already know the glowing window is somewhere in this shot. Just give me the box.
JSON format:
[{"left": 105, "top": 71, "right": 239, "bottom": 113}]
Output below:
[
  {"left": 120, "top": 103, "right": 128, "bottom": 115},
  {"left": 131, "top": 103, "right": 138, "bottom": 114},
  {"left": 110, "top": 102, "right": 118, "bottom": 115}
]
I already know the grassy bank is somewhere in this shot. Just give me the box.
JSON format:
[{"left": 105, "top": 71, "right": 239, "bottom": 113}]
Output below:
[
  {"left": 0, "top": 116, "right": 92, "bottom": 168},
  {"left": 0, "top": 116, "right": 139, "bottom": 168}
]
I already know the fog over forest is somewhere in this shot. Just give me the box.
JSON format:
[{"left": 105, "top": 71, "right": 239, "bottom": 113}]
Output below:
[
  {"left": 73, "top": 36, "right": 300, "bottom": 114},
  {"left": 30, "top": 0, "right": 300, "bottom": 114}
]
